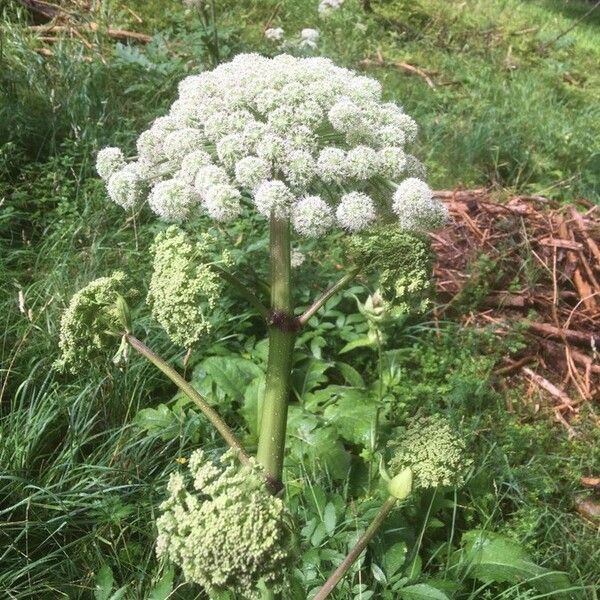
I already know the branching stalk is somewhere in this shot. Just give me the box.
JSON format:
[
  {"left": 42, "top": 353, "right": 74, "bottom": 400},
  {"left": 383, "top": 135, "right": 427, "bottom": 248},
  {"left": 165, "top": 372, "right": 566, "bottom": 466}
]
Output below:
[
  {"left": 125, "top": 333, "right": 249, "bottom": 463},
  {"left": 298, "top": 267, "right": 361, "bottom": 326},
  {"left": 313, "top": 496, "right": 398, "bottom": 600}
]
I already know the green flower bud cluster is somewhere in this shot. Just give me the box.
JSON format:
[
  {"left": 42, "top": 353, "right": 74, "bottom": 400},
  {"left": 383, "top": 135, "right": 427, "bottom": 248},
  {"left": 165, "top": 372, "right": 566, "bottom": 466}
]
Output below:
[
  {"left": 156, "top": 450, "right": 293, "bottom": 599},
  {"left": 55, "top": 271, "right": 134, "bottom": 374},
  {"left": 346, "top": 225, "right": 434, "bottom": 313},
  {"left": 148, "top": 226, "right": 221, "bottom": 348},
  {"left": 388, "top": 415, "right": 472, "bottom": 489}
]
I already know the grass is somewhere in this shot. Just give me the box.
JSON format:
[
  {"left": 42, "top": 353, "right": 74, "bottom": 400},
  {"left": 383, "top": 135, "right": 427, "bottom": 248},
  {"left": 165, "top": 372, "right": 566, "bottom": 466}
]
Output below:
[{"left": 1, "top": 0, "right": 599, "bottom": 598}]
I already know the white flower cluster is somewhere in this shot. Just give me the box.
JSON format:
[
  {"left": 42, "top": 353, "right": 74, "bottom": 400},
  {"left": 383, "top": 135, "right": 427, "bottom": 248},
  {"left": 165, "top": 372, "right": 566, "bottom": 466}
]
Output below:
[
  {"left": 319, "top": 0, "right": 344, "bottom": 14},
  {"left": 97, "top": 54, "right": 445, "bottom": 236}
]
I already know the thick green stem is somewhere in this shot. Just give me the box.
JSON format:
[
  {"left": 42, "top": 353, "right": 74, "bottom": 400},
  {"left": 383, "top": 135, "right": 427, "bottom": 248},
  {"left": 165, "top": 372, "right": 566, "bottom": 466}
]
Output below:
[
  {"left": 125, "top": 333, "right": 250, "bottom": 464},
  {"left": 256, "top": 217, "right": 295, "bottom": 484},
  {"left": 313, "top": 496, "right": 398, "bottom": 600}
]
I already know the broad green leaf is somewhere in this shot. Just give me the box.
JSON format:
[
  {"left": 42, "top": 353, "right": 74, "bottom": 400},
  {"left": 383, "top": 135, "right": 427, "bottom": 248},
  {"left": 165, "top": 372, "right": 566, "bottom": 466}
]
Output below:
[
  {"left": 286, "top": 407, "right": 351, "bottom": 480},
  {"left": 192, "top": 356, "right": 263, "bottom": 404},
  {"left": 339, "top": 336, "right": 374, "bottom": 354},
  {"left": 371, "top": 563, "right": 387, "bottom": 585},
  {"left": 398, "top": 584, "right": 450, "bottom": 600},
  {"left": 383, "top": 542, "right": 407, "bottom": 578},
  {"left": 336, "top": 361, "right": 366, "bottom": 388},
  {"left": 323, "top": 389, "right": 378, "bottom": 446},
  {"left": 323, "top": 502, "right": 337, "bottom": 535},
  {"left": 241, "top": 375, "right": 265, "bottom": 437},
  {"left": 133, "top": 405, "right": 175, "bottom": 437},
  {"left": 460, "top": 530, "right": 572, "bottom": 595},
  {"left": 292, "top": 358, "right": 331, "bottom": 398},
  {"left": 148, "top": 566, "right": 174, "bottom": 600},
  {"left": 94, "top": 565, "right": 114, "bottom": 600}
]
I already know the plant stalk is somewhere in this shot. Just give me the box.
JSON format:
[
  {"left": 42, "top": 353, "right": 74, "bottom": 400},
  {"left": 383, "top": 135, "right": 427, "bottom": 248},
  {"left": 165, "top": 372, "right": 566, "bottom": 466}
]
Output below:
[
  {"left": 213, "top": 266, "right": 270, "bottom": 319},
  {"left": 125, "top": 333, "right": 249, "bottom": 463},
  {"left": 313, "top": 496, "right": 398, "bottom": 600},
  {"left": 256, "top": 217, "right": 295, "bottom": 484},
  {"left": 298, "top": 267, "right": 360, "bottom": 326}
]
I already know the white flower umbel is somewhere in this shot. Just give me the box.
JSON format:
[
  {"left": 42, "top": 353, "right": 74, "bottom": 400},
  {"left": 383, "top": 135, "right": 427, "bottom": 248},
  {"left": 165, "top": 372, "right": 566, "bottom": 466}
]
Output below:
[
  {"left": 300, "top": 28, "right": 320, "bottom": 49},
  {"left": 292, "top": 196, "right": 334, "bottom": 237},
  {"left": 149, "top": 179, "right": 199, "bottom": 222},
  {"left": 107, "top": 163, "right": 145, "bottom": 209},
  {"left": 319, "top": 0, "right": 344, "bottom": 14},
  {"left": 265, "top": 27, "right": 284, "bottom": 41},
  {"left": 179, "top": 150, "right": 213, "bottom": 185},
  {"left": 96, "top": 147, "right": 125, "bottom": 181},
  {"left": 97, "top": 53, "right": 444, "bottom": 233},
  {"left": 393, "top": 178, "right": 448, "bottom": 232},
  {"left": 254, "top": 180, "right": 294, "bottom": 218},
  {"left": 204, "top": 184, "right": 242, "bottom": 222},
  {"left": 336, "top": 192, "right": 376, "bottom": 231},
  {"left": 235, "top": 156, "right": 271, "bottom": 189},
  {"left": 194, "top": 165, "right": 230, "bottom": 196}
]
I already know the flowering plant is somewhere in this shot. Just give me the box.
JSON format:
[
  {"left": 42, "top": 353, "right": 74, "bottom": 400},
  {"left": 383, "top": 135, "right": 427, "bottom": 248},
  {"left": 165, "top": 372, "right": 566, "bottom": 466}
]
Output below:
[{"left": 59, "top": 54, "right": 457, "bottom": 599}]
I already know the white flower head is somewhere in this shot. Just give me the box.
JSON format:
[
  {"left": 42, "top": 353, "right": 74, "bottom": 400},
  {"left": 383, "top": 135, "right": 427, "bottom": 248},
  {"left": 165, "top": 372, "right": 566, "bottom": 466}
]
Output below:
[
  {"left": 235, "top": 156, "right": 271, "bottom": 189},
  {"left": 282, "top": 148, "right": 316, "bottom": 190},
  {"left": 292, "top": 196, "right": 334, "bottom": 237},
  {"left": 265, "top": 27, "right": 284, "bottom": 41},
  {"left": 291, "top": 249, "right": 306, "bottom": 268},
  {"left": 393, "top": 178, "right": 448, "bottom": 231},
  {"left": 163, "top": 128, "right": 206, "bottom": 162},
  {"left": 336, "top": 192, "right": 376, "bottom": 231},
  {"left": 216, "top": 133, "right": 247, "bottom": 169},
  {"left": 346, "top": 145, "right": 379, "bottom": 180},
  {"left": 300, "top": 28, "right": 320, "bottom": 49},
  {"left": 319, "top": 0, "right": 344, "bottom": 14},
  {"left": 378, "top": 146, "right": 407, "bottom": 180},
  {"left": 179, "top": 150, "right": 213, "bottom": 185},
  {"left": 317, "top": 147, "right": 347, "bottom": 183},
  {"left": 96, "top": 147, "right": 125, "bottom": 181},
  {"left": 254, "top": 180, "right": 294, "bottom": 219},
  {"left": 107, "top": 163, "right": 145, "bottom": 209},
  {"left": 148, "top": 179, "right": 199, "bottom": 222},
  {"left": 204, "top": 184, "right": 242, "bottom": 221},
  {"left": 194, "top": 165, "right": 230, "bottom": 196}
]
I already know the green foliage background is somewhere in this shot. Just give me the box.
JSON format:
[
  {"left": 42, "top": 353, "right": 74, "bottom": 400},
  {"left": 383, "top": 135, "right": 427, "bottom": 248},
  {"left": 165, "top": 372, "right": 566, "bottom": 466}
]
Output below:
[{"left": 1, "top": 0, "right": 599, "bottom": 598}]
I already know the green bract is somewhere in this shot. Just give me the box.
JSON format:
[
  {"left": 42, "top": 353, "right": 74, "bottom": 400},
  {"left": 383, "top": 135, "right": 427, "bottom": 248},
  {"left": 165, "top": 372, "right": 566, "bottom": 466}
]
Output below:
[
  {"left": 55, "top": 271, "right": 133, "bottom": 374},
  {"left": 147, "top": 226, "right": 221, "bottom": 348},
  {"left": 156, "top": 450, "right": 293, "bottom": 599},
  {"left": 346, "top": 224, "right": 434, "bottom": 312},
  {"left": 388, "top": 415, "right": 472, "bottom": 489}
]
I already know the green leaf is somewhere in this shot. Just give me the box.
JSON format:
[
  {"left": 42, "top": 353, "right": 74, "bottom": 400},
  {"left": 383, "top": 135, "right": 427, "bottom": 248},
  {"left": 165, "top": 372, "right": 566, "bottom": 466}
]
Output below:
[
  {"left": 460, "top": 530, "right": 573, "bottom": 595},
  {"left": 241, "top": 375, "right": 265, "bottom": 437},
  {"left": 383, "top": 542, "right": 407, "bottom": 578},
  {"left": 133, "top": 404, "right": 176, "bottom": 439},
  {"left": 94, "top": 565, "right": 114, "bottom": 600},
  {"left": 371, "top": 563, "right": 387, "bottom": 585},
  {"left": 322, "top": 388, "right": 379, "bottom": 446},
  {"left": 192, "top": 356, "right": 263, "bottom": 404},
  {"left": 339, "top": 336, "right": 374, "bottom": 354},
  {"left": 398, "top": 584, "right": 450, "bottom": 600},
  {"left": 336, "top": 361, "right": 366, "bottom": 387},
  {"left": 286, "top": 407, "right": 351, "bottom": 480},
  {"left": 323, "top": 502, "right": 337, "bottom": 535},
  {"left": 148, "top": 567, "right": 174, "bottom": 600},
  {"left": 292, "top": 358, "right": 331, "bottom": 398}
]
